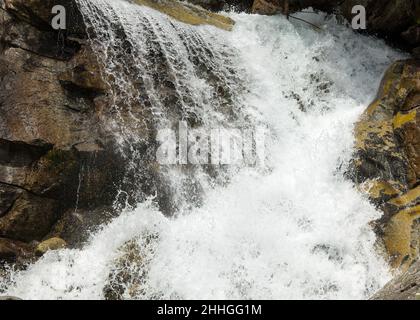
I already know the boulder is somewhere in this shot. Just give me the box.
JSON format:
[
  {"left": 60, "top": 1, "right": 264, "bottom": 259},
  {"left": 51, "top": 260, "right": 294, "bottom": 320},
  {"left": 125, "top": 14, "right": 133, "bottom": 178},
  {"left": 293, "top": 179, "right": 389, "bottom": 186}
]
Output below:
[
  {"left": 351, "top": 60, "right": 420, "bottom": 270},
  {"left": 35, "top": 237, "right": 67, "bottom": 255}
]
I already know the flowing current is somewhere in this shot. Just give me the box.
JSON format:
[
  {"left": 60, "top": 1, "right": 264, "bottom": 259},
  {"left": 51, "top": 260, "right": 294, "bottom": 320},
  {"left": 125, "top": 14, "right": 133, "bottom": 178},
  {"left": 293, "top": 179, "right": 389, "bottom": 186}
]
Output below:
[{"left": 0, "top": 0, "right": 406, "bottom": 299}]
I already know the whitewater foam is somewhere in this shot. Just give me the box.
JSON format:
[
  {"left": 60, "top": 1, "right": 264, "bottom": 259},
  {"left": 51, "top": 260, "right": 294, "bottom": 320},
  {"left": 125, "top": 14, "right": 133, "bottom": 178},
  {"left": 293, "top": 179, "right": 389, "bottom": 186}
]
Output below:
[{"left": 0, "top": 4, "right": 406, "bottom": 299}]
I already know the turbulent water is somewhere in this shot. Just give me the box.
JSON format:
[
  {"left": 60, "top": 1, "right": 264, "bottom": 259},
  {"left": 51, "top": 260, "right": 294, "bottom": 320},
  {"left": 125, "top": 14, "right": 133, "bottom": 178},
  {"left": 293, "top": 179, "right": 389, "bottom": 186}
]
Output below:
[{"left": 0, "top": 0, "right": 407, "bottom": 299}]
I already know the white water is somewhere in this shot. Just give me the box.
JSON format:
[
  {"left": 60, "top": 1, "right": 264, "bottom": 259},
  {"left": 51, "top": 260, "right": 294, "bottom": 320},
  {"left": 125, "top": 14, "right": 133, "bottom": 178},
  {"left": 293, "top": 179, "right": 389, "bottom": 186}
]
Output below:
[{"left": 0, "top": 1, "right": 406, "bottom": 299}]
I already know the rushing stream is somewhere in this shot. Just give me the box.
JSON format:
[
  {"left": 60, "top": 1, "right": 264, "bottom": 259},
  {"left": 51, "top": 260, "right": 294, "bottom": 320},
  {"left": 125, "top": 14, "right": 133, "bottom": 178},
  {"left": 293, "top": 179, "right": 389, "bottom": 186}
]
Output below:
[{"left": 0, "top": 0, "right": 406, "bottom": 299}]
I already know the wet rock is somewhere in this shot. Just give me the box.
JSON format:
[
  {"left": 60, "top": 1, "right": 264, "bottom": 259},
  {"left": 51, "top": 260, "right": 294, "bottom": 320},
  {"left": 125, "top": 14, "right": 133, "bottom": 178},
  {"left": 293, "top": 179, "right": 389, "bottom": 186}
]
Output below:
[
  {"left": 104, "top": 233, "right": 158, "bottom": 300},
  {"left": 134, "top": 0, "right": 235, "bottom": 31},
  {"left": 0, "top": 238, "right": 33, "bottom": 262},
  {"left": 372, "top": 260, "right": 420, "bottom": 300},
  {"left": 0, "top": 0, "right": 126, "bottom": 252},
  {"left": 0, "top": 186, "right": 22, "bottom": 218},
  {"left": 0, "top": 0, "right": 234, "bottom": 259},
  {"left": 252, "top": 0, "right": 278, "bottom": 15},
  {"left": 0, "top": 192, "right": 59, "bottom": 242},
  {"left": 48, "top": 207, "right": 117, "bottom": 247},
  {"left": 351, "top": 59, "right": 420, "bottom": 270},
  {"left": 35, "top": 237, "right": 66, "bottom": 255}
]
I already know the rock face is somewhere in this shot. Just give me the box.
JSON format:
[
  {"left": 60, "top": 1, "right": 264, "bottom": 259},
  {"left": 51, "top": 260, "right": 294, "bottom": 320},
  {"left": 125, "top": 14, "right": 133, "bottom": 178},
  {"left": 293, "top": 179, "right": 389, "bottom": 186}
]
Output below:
[
  {"left": 372, "top": 260, "right": 420, "bottom": 300},
  {"left": 351, "top": 60, "right": 420, "bottom": 270},
  {"left": 0, "top": 0, "right": 125, "bottom": 252},
  {"left": 0, "top": 0, "right": 235, "bottom": 261}
]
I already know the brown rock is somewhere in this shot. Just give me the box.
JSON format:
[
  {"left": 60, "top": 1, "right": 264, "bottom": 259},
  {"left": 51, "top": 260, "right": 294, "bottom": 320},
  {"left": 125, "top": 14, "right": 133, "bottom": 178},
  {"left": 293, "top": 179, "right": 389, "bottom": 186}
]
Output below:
[
  {"left": 133, "top": 0, "right": 235, "bottom": 31},
  {"left": 252, "top": 0, "right": 283, "bottom": 15},
  {"left": 0, "top": 192, "right": 59, "bottom": 242},
  {"left": 351, "top": 60, "right": 420, "bottom": 270},
  {"left": 103, "top": 233, "right": 158, "bottom": 300},
  {"left": 0, "top": 1, "right": 126, "bottom": 248},
  {"left": 35, "top": 237, "right": 67, "bottom": 255},
  {"left": 0, "top": 237, "right": 32, "bottom": 262}
]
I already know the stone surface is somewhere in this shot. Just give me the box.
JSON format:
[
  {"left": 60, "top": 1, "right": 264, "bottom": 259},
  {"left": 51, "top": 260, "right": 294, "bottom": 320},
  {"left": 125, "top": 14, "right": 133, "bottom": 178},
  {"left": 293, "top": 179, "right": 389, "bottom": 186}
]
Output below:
[
  {"left": 252, "top": 0, "right": 283, "bottom": 15},
  {"left": 35, "top": 237, "right": 67, "bottom": 255},
  {"left": 372, "top": 260, "right": 420, "bottom": 300},
  {"left": 103, "top": 233, "right": 157, "bottom": 300},
  {"left": 351, "top": 60, "right": 420, "bottom": 270},
  {"left": 0, "top": 0, "right": 126, "bottom": 251},
  {"left": 0, "top": 0, "right": 239, "bottom": 260},
  {"left": 0, "top": 238, "right": 33, "bottom": 262},
  {"left": 134, "top": 0, "right": 235, "bottom": 31}
]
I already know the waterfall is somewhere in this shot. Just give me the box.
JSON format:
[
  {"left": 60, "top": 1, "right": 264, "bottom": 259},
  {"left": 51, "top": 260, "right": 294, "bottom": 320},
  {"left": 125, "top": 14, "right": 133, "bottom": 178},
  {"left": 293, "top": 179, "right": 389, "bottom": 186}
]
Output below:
[{"left": 0, "top": 0, "right": 406, "bottom": 299}]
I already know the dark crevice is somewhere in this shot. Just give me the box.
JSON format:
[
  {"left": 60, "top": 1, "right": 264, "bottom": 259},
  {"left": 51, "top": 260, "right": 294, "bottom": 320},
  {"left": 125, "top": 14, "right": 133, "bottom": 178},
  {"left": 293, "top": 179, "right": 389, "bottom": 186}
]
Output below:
[
  {"left": 0, "top": 195, "right": 19, "bottom": 219},
  {"left": 0, "top": 181, "right": 47, "bottom": 199},
  {"left": 4, "top": 41, "right": 71, "bottom": 61},
  {"left": 399, "top": 282, "right": 418, "bottom": 293},
  {"left": 0, "top": 139, "right": 53, "bottom": 167},
  {"left": 59, "top": 80, "right": 104, "bottom": 101}
]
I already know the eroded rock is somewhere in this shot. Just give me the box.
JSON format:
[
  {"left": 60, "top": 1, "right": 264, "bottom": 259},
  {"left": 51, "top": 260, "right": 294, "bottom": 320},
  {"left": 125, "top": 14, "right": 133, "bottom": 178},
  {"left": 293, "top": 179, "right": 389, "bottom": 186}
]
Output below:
[{"left": 351, "top": 60, "right": 420, "bottom": 270}]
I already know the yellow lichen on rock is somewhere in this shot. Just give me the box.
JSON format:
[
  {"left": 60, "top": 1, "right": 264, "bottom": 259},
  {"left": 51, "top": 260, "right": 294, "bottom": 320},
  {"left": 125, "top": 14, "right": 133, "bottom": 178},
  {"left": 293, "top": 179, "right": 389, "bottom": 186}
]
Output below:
[
  {"left": 389, "top": 186, "right": 420, "bottom": 207},
  {"left": 359, "top": 179, "right": 404, "bottom": 200},
  {"left": 352, "top": 60, "right": 420, "bottom": 270},
  {"left": 384, "top": 205, "right": 420, "bottom": 269},
  {"left": 35, "top": 237, "right": 67, "bottom": 255},
  {"left": 133, "top": 0, "right": 235, "bottom": 30},
  {"left": 393, "top": 110, "right": 417, "bottom": 129}
]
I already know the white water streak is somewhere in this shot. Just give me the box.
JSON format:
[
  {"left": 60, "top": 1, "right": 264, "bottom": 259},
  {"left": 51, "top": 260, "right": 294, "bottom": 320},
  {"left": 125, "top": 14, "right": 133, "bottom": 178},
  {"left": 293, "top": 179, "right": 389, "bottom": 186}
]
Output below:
[{"left": 0, "top": 3, "right": 406, "bottom": 299}]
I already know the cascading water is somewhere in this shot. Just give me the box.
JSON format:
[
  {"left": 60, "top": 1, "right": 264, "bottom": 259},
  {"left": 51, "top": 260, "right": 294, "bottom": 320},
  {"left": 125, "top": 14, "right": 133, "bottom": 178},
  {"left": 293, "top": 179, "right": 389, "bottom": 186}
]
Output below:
[{"left": 0, "top": 0, "right": 407, "bottom": 299}]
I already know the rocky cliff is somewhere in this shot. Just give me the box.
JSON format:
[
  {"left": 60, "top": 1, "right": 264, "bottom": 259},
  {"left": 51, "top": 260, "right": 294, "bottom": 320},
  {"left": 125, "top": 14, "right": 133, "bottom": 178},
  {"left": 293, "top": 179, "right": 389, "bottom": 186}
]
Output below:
[
  {"left": 0, "top": 0, "right": 127, "bottom": 261},
  {"left": 0, "top": 0, "right": 235, "bottom": 263}
]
